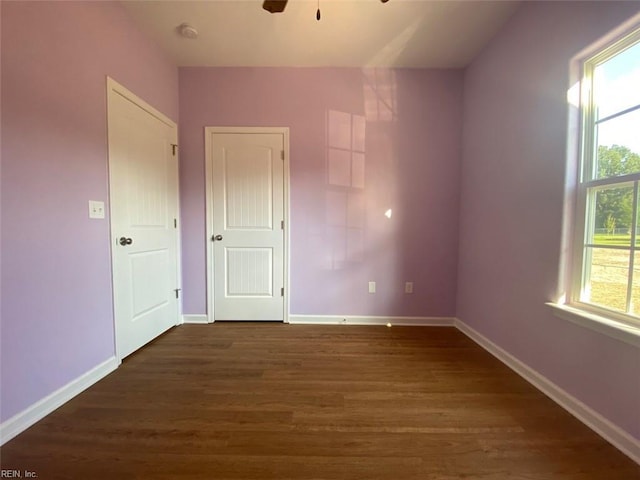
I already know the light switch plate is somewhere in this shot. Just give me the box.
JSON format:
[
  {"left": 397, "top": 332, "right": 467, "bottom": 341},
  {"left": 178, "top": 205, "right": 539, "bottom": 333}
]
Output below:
[
  {"left": 368, "top": 281, "right": 376, "bottom": 294},
  {"left": 89, "top": 200, "right": 105, "bottom": 219}
]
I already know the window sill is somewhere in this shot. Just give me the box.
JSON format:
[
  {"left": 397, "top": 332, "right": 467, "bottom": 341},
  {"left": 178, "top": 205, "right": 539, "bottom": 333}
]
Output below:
[{"left": 546, "top": 302, "right": 640, "bottom": 347}]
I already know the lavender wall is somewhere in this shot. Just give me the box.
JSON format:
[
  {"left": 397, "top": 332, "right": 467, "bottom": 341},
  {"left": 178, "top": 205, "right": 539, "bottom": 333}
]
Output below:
[
  {"left": 458, "top": 2, "right": 640, "bottom": 439},
  {"left": 0, "top": 1, "right": 178, "bottom": 422},
  {"left": 179, "top": 68, "right": 462, "bottom": 317}
]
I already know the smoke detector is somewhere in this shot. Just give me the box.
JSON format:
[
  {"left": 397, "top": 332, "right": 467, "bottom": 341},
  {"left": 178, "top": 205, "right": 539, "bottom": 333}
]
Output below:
[{"left": 177, "top": 23, "right": 198, "bottom": 39}]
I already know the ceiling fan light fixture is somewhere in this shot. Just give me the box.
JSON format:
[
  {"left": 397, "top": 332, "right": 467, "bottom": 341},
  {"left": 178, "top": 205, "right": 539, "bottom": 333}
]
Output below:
[{"left": 263, "top": 0, "right": 288, "bottom": 13}]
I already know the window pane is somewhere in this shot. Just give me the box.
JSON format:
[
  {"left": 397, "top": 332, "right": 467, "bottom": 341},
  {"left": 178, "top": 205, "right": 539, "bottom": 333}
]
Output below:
[
  {"left": 593, "top": 40, "right": 640, "bottom": 120},
  {"left": 582, "top": 247, "right": 630, "bottom": 312},
  {"left": 595, "top": 109, "right": 640, "bottom": 180},
  {"left": 588, "top": 185, "right": 633, "bottom": 245}
]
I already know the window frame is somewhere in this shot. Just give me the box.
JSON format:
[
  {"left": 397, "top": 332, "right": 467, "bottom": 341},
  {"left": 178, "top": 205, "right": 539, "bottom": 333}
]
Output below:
[{"left": 567, "top": 27, "right": 640, "bottom": 334}]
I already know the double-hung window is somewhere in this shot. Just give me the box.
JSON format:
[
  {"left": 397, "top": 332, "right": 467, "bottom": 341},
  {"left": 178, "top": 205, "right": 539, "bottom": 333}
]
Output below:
[{"left": 573, "top": 28, "right": 640, "bottom": 328}]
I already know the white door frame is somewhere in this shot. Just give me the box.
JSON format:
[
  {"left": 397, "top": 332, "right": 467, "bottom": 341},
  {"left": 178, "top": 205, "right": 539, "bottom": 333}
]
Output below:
[
  {"left": 204, "top": 127, "right": 290, "bottom": 323},
  {"left": 107, "top": 77, "right": 182, "bottom": 361}
]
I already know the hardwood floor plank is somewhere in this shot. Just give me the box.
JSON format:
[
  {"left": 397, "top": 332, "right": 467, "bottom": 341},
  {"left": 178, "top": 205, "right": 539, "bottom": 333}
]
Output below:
[{"left": 1, "top": 324, "right": 638, "bottom": 479}]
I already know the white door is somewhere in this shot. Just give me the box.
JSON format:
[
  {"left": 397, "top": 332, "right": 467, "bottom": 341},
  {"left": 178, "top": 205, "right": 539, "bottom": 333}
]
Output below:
[
  {"left": 108, "top": 79, "right": 180, "bottom": 359},
  {"left": 210, "top": 132, "right": 285, "bottom": 321}
]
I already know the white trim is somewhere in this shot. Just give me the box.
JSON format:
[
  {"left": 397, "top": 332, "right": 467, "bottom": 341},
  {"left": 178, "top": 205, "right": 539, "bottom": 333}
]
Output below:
[
  {"left": 204, "top": 127, "right": 290, "bottom": 324},
  {"left": 288, "top": 315, "right": 455, "bottom": 326},
  {"left": 204, "top": 128, "right": 215, "bottom": 324},
  {"left": 547, "top": 302, "right": 640, "bottom": 347},
  {"left": 174, "top": 143, "right": 184, "bottom": 328},
  {"left": 106, "top": 77, "right": 175, "bottom": 127},
  {"left": 454, "top": 318, "right": 640, "bottom": 465},
  {"left": 283, "top": 128, "right": 291, "bottom": 324},
  {"left": 182, "top": 314, "right": 211, "bottom": 324},
  {"left": 0, "top": 357, "right": 119, "bottom": 446}
]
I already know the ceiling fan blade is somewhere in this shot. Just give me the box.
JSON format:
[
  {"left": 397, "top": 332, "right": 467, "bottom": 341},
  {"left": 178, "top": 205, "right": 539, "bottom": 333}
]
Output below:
[{"left": 263, "top": 0, "right": 288, "bottom": 13}]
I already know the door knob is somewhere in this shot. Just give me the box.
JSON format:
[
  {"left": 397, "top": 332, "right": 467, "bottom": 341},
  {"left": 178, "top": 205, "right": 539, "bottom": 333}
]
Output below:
[
  {"left": 119, "top": 237, "right": 133, "bottom": 246},
  {"left": 212, "top": 234, "right": 223, "bottom": 241}
]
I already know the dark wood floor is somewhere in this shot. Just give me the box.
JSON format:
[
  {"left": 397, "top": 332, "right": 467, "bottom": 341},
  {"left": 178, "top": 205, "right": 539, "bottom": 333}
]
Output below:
[{"left": 2, "top": 323, "right": 638, "bottom": 479}]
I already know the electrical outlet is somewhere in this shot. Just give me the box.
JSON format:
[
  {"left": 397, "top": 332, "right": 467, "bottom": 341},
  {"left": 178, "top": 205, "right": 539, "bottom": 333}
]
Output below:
[
  {"left": 368, "top": 281, "right": 376, "bottom": 294},
  {"left": 405, "top": 282, "right": 414, "bottom": 294},
  {"left": 89, "top": 200, "right": 105, "bottom": 219}
]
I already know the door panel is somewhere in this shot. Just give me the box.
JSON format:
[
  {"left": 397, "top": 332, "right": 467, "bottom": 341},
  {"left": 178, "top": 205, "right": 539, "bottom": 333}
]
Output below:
[
  {"left": 212, "top": 133, "right": 284, "bottom": 321},
  {"left": 226, "top": 247, "right": 273, "bottom": 296},
  {"left": 130, "top": 249, "right": 170, "bottom": 315},
  {"left": 108, "top": 83, "right": 179, "bottom": 359},
  {"left": 224, "top": 144, "right": 273, "bottom": 230}
]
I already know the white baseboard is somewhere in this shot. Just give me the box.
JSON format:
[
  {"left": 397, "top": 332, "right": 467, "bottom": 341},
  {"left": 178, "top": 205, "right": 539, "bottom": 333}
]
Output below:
[
  {"left": 454, "top": 318, "right": 640, "bottom": 465},
  {"left": 182, "top": 314, "right": 210, "bottom": 324},
  {"left": 288, "top": 315, "right": 455, "bottom": 326},
  {"left": 0, "top": 356, "right": 119, "bottom": 446}
]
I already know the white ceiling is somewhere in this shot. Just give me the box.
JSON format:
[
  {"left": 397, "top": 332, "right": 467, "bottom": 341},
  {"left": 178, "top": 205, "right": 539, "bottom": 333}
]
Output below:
[{"left": 121, "top": 0, "right": 520, "bottom": 68}]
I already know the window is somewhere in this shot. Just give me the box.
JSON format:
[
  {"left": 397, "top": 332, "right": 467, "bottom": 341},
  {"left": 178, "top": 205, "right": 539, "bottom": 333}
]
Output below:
[{"left": 573, "top": 28, "right": 640, "bottom": 327}]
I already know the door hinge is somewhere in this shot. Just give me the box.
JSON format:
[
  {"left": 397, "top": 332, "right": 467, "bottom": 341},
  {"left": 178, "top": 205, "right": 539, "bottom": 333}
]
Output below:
[
  {"left": 281, "top": 150, "right": 285, "bottom": 160},
  {"left": 174, "top": 218, "right": 177, "bottom": 228},
  {"left": 171, "top": 144, "right": 178, "bottom": 156},
  {"left": 281, "top": 287, "right": 284, "bottom": 297},
  {"left": 174, "top": 288, "right": 181, "bottom": 299},
  {"left": 281, "top": 220, "right": 284, "bottom": 230}
]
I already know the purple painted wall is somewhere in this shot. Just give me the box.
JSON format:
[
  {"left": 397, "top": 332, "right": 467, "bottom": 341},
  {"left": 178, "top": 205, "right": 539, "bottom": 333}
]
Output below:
[
  {"left": 4, "top": 0, "right": 637, "bottom": 452},
  {"left": 0, "top": 1, "right": 178, "bottom": 422},
  {"left": 178, "top": 68, "right": 463, "bottom": 317},
  {"left": 458, "top": 1, "right": 640, "bottom": 439}
]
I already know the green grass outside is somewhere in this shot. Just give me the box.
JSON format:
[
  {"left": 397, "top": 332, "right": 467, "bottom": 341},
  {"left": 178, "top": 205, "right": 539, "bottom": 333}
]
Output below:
[{"left": 592, "top": 233, "right": 637, "bottom": 246}]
